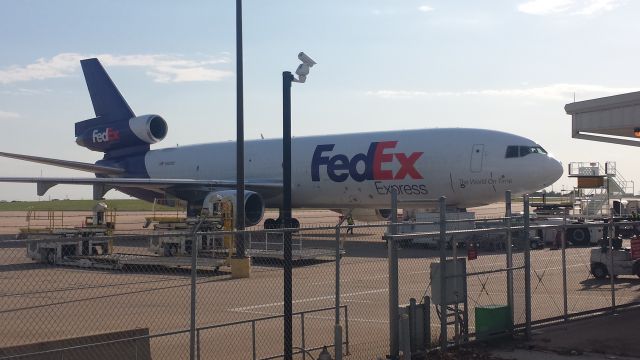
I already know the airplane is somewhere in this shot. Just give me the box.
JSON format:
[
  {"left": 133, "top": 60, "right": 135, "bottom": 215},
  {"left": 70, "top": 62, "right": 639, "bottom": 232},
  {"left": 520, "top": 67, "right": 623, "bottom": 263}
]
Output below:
[{"left": 0, "top": 58, "right": 563, "bottom": 228}]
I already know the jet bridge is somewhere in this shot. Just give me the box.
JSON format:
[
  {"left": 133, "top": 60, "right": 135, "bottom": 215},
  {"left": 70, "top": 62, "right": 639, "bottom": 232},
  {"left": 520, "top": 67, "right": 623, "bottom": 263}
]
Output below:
[{"left": 566, "top": 90, "right": 640, "bottom": 146}]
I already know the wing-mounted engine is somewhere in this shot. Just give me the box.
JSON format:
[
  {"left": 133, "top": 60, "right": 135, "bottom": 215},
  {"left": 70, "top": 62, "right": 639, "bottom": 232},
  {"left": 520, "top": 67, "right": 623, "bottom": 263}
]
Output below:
[
  {"left": 343, "top": 208, "right": 393, "bottom": 222},
  {"left": 203, "top": 190, "right": 265, "bottom": 227},
  {"left": 75, "top": 114, "right": 168, "bottom": 153}
]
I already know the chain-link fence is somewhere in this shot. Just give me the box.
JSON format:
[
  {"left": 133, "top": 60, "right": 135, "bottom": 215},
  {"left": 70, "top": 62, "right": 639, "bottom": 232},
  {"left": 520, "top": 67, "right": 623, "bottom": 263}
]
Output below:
[{"left": 1, "top": 193, "right": 639, "bottom": 359}]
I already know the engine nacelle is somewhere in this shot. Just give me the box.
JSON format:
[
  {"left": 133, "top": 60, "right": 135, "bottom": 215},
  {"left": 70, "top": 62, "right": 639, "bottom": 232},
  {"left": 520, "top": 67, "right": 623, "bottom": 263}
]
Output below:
[
  {"left": 75, "top": 114, "right": 168, "bottom": 152},
  {"left": 343, "top": 208, "right": 393, "bottom": 222},
  {"left": 202, "top": 190, "right": 265, "bottom": 227},
  {"left": 129, "top": 115, "right": 168, "bottom": 144}
]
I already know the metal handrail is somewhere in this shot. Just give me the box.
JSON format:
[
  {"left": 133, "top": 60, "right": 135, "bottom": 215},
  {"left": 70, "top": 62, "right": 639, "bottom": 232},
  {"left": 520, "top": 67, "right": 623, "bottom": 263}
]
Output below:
[
  {"left": 196, "top": 305, "right": 349, "bottom": 360},
  {"left": 0, "top": 305, "right": 348, "bottom": 360}
]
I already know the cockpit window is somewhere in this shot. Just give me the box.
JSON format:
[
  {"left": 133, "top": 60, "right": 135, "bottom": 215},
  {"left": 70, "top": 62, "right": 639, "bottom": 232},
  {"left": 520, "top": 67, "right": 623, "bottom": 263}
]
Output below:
[
  {"left": 506, "top": 145, "right": 547, "bottom": 158},
  {"left": 505, "top": 146, "right": 519, "bottom": 158}
]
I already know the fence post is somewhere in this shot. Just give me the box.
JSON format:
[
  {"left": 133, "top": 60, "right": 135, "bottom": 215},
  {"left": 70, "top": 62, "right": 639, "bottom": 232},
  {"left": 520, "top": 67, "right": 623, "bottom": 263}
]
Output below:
[
  {"left": 197, "top": 330, "right": 201, "bottom": 360},
  {"left": 252, "top": 321, "right": 257, "bottom": 360},
  {"left": 190, "top": 218, "right": 205, "bottom": 360},
  {"left": 409, "top": 298, "right": 417, "bottom": 352},
  {"left": 562, "top": 208, "right": 568, "bottom": 322},
  {"left": 505, "top": 191, "right": 513, "bottom": 332},
  {"left": 301, "top": 312, "right": 307, "bottom": 360},
  {"left": 439, "top": 196, "right": 447, "bottom": 352},
  {"left": 423, "top": 296, "right": 431, "bottom": 348},
  {"left": 608, "top": 213, "right": 616, "bottom": 313},
  {"left": 400, "top": 313, "right": 411, "bottom": 360},
  {"left": 388, "top": 188, "right": 399, "bottom": 359},
  {"left": 334, "top": 226, "right": 343, "bottom": 360},
  {"left": 345, "top": 306, "right": 351, "bottom": 355},
  {"left": 523, "top": 194, "right": 532, "bottom": 340}
]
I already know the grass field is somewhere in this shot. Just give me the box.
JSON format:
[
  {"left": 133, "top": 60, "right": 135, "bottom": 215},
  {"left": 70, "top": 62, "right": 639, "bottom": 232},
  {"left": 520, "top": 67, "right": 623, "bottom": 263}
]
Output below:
[{"left": 0, "top": 199, "right": 179, "bottom": 212}]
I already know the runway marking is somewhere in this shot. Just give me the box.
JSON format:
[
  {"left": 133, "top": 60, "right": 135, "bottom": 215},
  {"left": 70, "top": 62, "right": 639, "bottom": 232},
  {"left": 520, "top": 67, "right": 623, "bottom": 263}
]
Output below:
[
  {"left": 229, "top": 288, "right": 387, "bottom": 312},
  {"left": 308, "top": 269, "right": 429, "bottom": 286}
]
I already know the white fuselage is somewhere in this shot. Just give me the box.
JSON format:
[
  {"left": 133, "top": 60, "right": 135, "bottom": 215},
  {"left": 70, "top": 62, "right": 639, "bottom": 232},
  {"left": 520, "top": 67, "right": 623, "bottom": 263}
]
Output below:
[{"left": 143, "top": 128, "right": 563, "bottom": 209}]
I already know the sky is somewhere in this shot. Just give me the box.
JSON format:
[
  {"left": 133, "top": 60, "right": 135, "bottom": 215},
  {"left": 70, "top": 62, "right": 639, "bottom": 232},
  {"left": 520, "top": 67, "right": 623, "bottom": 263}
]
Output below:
[{"left": 0, "top": 0, "right": 639, "bottom": 200}]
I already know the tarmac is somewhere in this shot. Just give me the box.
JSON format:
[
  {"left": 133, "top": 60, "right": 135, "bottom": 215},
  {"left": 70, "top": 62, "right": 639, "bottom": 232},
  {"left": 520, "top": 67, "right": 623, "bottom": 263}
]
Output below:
[
  {"left": 1, "top": 208, "right": 639, "bottom": 359},
  {"left": 491, "top": 306, "right": 640, "bottom": 359}
]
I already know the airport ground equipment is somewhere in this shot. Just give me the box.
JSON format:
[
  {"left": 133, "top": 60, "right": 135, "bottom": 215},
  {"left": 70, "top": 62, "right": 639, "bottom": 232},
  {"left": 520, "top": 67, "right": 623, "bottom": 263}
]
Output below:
[
  {"left": 430, "top": 259, "right": 469, "bottom": 345},
  {"left": 590, "top": 246, "right": 640, "bottom": 279},
  {"left": 568, "top": 161, "right": 634, "bottom": 217},
  {"left": 397, "top": 211, "right": 475, "bottom": 248},
  {"left": 26, "top": 236, "right": 225, "bottom": 270},
  {"left": 531, "top": 215, "right": 637, "bottom": 247},
  {"left": 18, "top": 202, "right": 116, "bottom": 239},
  {"left": 398, "top": 297, "right": 431, "bottom": 356},
  {"left": 143, "top": 198, "right": 188, "bottom": 230}
]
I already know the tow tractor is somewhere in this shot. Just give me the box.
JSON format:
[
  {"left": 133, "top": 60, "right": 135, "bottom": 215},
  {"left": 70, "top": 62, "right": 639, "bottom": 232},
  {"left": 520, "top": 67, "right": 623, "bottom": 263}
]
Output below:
[{"left": 590, "top": 238, "right": 640, "bottom": 279}]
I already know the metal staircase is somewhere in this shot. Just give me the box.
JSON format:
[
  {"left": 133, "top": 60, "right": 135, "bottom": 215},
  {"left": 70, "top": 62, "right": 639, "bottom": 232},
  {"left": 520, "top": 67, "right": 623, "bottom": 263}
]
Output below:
[{"left": 569, "top": 161, "right": 635, "bottom": 217}]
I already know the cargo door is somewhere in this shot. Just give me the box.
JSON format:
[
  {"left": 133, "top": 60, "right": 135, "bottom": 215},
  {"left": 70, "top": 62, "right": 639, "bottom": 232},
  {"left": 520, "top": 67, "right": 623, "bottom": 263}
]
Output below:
[{"left": 470, "top": 144, "right": 484, "bottom": 173}]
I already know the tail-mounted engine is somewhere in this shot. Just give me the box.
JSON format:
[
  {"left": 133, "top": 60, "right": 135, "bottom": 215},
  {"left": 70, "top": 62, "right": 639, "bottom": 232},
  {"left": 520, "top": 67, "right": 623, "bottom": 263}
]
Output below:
[{"left": 75, "top": 114, "right": 168, "bottom": 153}]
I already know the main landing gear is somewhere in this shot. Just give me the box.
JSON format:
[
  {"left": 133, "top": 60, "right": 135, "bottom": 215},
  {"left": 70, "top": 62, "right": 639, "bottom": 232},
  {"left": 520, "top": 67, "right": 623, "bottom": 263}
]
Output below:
[{"left": 263, "top": 218, "right": 300, "bottom": 229}]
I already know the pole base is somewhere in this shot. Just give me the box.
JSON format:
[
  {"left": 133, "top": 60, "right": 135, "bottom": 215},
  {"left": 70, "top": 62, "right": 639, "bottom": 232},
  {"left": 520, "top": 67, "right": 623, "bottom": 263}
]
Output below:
[{"left": 230, "top": 257, "right": 251, "bottom": 278}]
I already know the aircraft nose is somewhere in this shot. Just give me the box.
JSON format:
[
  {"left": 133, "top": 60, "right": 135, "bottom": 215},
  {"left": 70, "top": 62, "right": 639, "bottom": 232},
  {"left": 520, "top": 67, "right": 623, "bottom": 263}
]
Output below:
[{"left": 545, "top": 157, "right": 564, "bottom": 185}]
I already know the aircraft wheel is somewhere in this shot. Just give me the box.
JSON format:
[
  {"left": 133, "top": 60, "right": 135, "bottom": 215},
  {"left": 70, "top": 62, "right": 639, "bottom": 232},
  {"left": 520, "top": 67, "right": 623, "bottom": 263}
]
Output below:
[
  {"left": 264, "top": 218, "right": 277, "bottom": 229},
  {"left": 46, "top": 250, "right": 56, "bottom": 265},
  {"left": 290, "top": 218, "right": 300, "bottom": 229},
  {"left": 591, "top": 263, "right": 608, "bottom": 279},
  {"left": 164, "top": 244, "right": 178, "bottom": 257},
  {"left": 568, "top": 228, "right": 590, "bottom": 246}
]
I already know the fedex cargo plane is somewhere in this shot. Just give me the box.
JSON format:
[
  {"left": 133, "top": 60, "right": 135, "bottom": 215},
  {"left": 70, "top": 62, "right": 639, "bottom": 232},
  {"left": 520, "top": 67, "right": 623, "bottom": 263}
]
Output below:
[{"left": 0, "top": 59, "right": 563, "bottom": 227}]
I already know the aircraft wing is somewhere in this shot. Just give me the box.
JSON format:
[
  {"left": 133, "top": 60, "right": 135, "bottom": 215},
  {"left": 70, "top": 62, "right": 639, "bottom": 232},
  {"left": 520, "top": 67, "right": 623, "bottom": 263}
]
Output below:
[
  {"left": 0, "top": 177, "right": 282, "bottom": 198},
  {"left": 0, "top": 151, "right": 124, "bottom": 175}
]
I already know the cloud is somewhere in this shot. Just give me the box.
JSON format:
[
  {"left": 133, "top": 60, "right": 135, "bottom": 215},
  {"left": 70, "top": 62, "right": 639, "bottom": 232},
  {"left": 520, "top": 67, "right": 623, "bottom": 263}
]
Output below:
[
  {"left": 366, "top": 83, "right": 639, "bottom": 101},
  {"left": 517, "top": 0, "right": 622, "bottom": 16},
  {"left": 573, "top": 0, "right": 621, "bottom": 15},
  {"left": 0, "top": 110, "right": 20, "bottom": 119},
  {"left": 0, "top": 53, "right": 233, "bottom": 84},
  {"left": 518, "top": 0, "right": 575, "bottom": 15},
  {"left": 418, "top": 5, "right": 434, "bottom": 12}
]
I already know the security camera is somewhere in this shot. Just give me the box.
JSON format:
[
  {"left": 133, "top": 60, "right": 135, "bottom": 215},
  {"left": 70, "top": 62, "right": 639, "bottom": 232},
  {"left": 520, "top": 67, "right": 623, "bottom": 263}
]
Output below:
[
  {"left": 295, "top": 63, "right": 310, "bottom": 77},
  {"left": 298, "top": 52, "right": 316, "bottom": 67}
]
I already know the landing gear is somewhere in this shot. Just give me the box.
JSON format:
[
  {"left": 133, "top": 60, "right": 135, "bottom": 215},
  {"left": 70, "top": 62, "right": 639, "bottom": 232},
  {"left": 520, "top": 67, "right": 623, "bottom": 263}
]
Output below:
[
  {"left": 263, "top": 218, "right": 300, "bottom": 229},
  {"left": 568, "top": 228, "right": 590, "bottom": 246}
]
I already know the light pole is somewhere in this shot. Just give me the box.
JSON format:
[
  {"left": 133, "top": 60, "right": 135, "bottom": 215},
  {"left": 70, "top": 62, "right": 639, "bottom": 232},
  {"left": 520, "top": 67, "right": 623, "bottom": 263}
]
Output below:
[
  {"left": 235, "top": 0, "right": 245, "bottom": 258},
  {"left": 282, "top": 52, "right": 316, "bottom": 360}
]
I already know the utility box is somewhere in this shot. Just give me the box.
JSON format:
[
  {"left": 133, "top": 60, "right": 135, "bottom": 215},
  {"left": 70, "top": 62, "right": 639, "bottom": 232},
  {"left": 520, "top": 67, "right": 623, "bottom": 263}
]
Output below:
[
  {"left": 475, "top": 305, "right": 512, "bottom": 340},
  {"left": 430, "top": 258, "right": 466, "bottom": 306}
]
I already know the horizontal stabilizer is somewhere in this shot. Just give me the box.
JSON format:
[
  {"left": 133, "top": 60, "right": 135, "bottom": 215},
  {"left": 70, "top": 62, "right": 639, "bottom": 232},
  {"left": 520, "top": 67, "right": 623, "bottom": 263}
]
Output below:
[{"left": 0, "top": 152, "right": 124, "bottom": 175}]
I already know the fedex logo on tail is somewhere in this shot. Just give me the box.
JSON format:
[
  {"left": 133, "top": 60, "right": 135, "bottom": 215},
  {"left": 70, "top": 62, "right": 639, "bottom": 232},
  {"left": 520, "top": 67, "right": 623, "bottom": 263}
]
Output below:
[
  {"left": 311, "top": 141, "right": 423, "bottom": 182},
  {"left": 92, "top": 128, "right": 120, "bottom": 143}
]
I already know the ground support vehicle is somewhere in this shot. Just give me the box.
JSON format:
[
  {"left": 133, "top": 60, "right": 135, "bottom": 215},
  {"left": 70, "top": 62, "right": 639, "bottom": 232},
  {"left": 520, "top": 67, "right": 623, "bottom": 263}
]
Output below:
[
  {"left": 532, "top": 217, "right": 637, "bottom": 247},
  {"left": 26, "top": 236, "right": 225, "bottom": 270},
  {"left": 18, "top": 202, "right": 116, "bottom": 239},
  {"left": 396, "top": 211, "right": 475, "bottom": 248},
  {"left": 27, "top": 237, "right": 112, "bottom": 265},
  {"left": 590, "top": 247, "right": 640, "bottom": 279}
]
